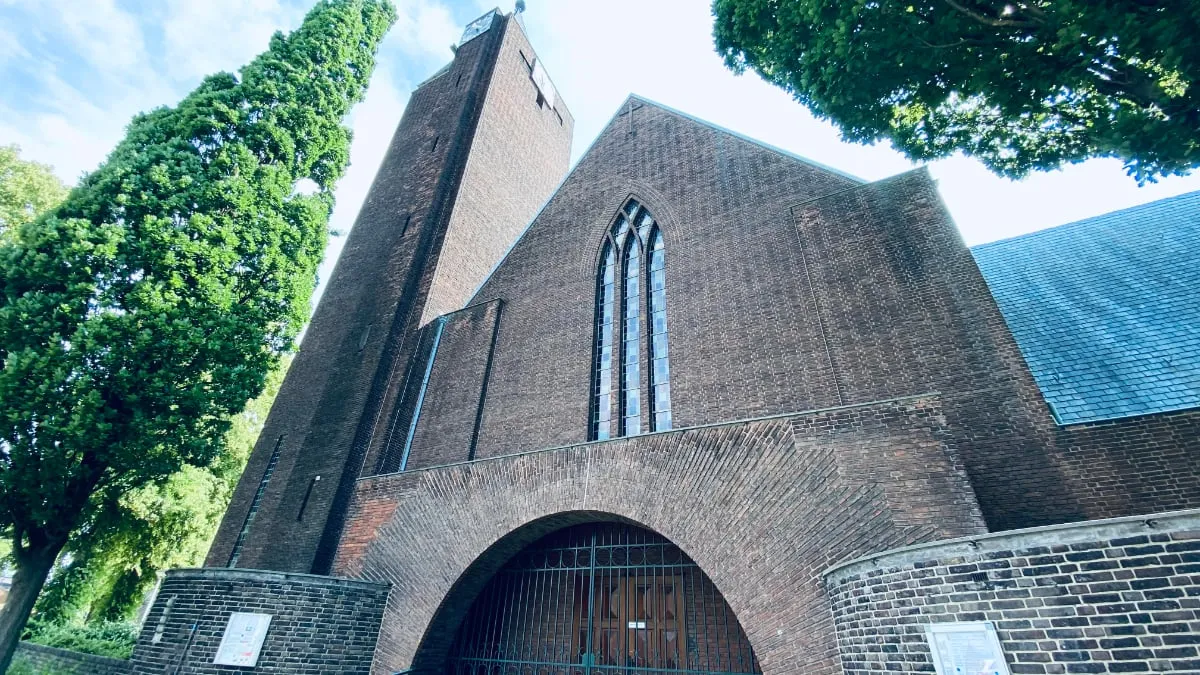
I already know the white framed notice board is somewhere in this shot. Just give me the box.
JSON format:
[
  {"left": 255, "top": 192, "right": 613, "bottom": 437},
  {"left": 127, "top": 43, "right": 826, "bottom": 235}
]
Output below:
[
  {"left": 213, "top": 612, "right": 272, "bottom": 667},
  {"left": 925, "top": 621, "right": 1011, "bottom": 675}
]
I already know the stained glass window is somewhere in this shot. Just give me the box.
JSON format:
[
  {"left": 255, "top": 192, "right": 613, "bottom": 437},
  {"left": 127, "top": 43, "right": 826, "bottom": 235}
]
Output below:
[
  {"left": 592, "top": 242, "right": 616, "bottom": 441},
  {"left": 621, "top": 235, "right": 642, "bottom": 436},
  {"left": 647, "top": 226, "right": 672, "bottom": 431},
  {"left": 590, "top": 199, "right": 672, "bottom": 440}
]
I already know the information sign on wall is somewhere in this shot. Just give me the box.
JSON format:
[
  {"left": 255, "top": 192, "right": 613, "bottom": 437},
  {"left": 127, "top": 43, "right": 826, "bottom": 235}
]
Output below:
[
  {"left": 925, "top": 622, "right": 1011, "bottom": 675},
  {"left": 213, "top": 612, "right": 272, "bottom": 667}
]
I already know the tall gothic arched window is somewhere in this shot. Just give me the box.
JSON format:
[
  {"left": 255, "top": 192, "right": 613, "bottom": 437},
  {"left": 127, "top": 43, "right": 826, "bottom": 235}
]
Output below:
[{"left": 591, "top": 199, "right": 672, "bottom": 441}]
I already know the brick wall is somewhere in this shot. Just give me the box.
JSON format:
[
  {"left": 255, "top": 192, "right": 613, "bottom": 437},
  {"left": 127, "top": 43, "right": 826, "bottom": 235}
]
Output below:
[
  {"left": 410, "top": 99, "right": 1198, "bottom": 529},
  {"left": 208, "top": 10, "right": 571, "bottom": 574},
  {"left": 12, "top": 642, "right": 129, "bottom": 675},
  {"left": 333, "top": 394, "right": 988, "bottom": 675},
  {"left": 129, "top": 568, "right": 388, "bottom": 675},
  {"left": 1052, "top": 410, "right": 1200, "bottom": 521},
  {"left": 826, "top": 509, "right": 1200, "bottom": 675},
  {"left": 419, "top": 17, "right": 573, "bottom": 325}
]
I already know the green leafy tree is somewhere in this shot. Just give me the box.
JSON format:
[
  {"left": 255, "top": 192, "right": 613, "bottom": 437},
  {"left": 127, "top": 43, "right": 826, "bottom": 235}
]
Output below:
[
  {"left": 712, "top": 0, "right": 1200, "bottom": 182},
  {"left": 0, "top": 146, "right": 68, "bottom": 242},
  {"left": 0, "top": 1, "right": 396, "bottom": 669},
  {"left": 32, "top": 358, "right": 290, "bottom": 627}
]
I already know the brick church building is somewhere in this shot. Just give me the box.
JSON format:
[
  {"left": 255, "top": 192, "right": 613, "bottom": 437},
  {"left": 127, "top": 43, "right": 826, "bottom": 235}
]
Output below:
[{"left": 125, "top": 8, "right": 1200, "bottom": 675}]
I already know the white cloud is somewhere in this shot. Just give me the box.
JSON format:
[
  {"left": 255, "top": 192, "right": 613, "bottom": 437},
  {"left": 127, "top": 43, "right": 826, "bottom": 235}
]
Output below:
[
  {"left": 156, "top": 0, "right": 305, "bottom": 83},
  {"left": 56, "top": 0, "right": 148, "bottom": 71},
  {"left": 392, "top": 0, "right": 461, "bottom": 61}
]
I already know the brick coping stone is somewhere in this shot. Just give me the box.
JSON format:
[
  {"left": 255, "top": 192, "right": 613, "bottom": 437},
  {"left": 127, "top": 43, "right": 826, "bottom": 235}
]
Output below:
[
  {"left": 166, "top": 566, "right": 390, "bottom": 590},
  {"left": 824, "top": 506, "right": 1200, "bottom": 584}
]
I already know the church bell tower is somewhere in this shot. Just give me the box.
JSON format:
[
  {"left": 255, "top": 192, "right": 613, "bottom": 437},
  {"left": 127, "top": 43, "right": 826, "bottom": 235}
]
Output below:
[{"left": 206, "top": 7, "right": 573, "bottom": 575}]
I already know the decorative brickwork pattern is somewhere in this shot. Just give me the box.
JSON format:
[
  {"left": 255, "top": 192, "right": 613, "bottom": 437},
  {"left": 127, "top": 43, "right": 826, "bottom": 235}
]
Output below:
[
  {"left": 129, "top": 568, "right": 388, "bottom": 675},
  {"left": 333, "top": 395, "right": 988, "bottom": 675},
  {"left": 826, "top": 509, "right": 1200, "bottom": 675},
  {"left": 12, "top": 642, "right": 129, "bottom": 675}
]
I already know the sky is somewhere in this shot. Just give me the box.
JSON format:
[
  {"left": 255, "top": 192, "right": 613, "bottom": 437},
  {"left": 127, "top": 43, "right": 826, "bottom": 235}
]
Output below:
[{"left": 3, "top": 0, "right": 1199, "bottom": 296}]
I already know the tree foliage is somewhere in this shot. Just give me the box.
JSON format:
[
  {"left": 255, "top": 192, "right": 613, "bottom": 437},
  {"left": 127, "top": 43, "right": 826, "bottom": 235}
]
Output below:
[
  {"left": 0, "top": 146, "right": 68, "bottom": 243},
  {"left": 0, "top": 1, "right": 396, "bottom": 669},
  {"left": 33, "top": 358, "right": 290, "bottom": 626},
  {"left": 712, "top": 0, "right": 1200, "bottom": 182}
]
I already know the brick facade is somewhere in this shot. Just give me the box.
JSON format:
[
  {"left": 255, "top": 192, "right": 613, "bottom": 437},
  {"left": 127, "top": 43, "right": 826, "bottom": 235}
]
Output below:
[
  {"left": 826, "top": 509, "right": 1200, "bottom": 675},
  {"left": 206, "top": 11, "right": 572, "bottom": 574},
  {"left": 129, "top": 568, "right": 388, "bottom": 675},
  {"left": 334, "top": 395, "right": 988, "bottom": 674},
  {"left": 390, "top": 99, "right": 1199, "bottom": 531},
  {"left": 12, "top": 642, "right": 129, "bottom": 675},
  {"left": 180, "top": 8, "right": 1200, "bottom": 675}
]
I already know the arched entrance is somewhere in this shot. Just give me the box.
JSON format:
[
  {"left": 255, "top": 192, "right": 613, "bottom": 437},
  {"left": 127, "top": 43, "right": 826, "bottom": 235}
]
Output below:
[{"left": 446, "top": 522, "right": 761, "bottom": 675}]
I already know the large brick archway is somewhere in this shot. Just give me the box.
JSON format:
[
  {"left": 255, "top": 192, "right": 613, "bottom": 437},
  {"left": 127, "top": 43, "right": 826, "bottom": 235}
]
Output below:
[{"left": 333, "top": 397, "right": 988, "bottom": 675}]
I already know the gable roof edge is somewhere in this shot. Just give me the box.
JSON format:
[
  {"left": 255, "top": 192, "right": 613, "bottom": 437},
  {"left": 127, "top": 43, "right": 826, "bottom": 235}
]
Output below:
[
  {"left": 628, "top": 94, "right": 865, "bottom": 184},
  {"left": 466, "top": 100, "right": 630, "bottom": 303}
]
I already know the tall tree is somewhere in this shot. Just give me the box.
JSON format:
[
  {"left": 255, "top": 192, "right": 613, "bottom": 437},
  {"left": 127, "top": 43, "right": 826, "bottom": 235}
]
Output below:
[
  {"left": 0, "top": 145, "right": 68, "bottom": 243},
  {"left": 712, "top": 0, "right": 1200, "bottom": 182},
  {"left": 33, "top": 358, "right": 290, "bottom": 627},
  {"left": 0, "top": 1, "right": 396, "bottom": 669}
]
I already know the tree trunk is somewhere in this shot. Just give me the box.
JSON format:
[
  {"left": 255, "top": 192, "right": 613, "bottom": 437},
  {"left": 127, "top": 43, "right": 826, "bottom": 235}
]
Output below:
[{"left": 0, "top": 540, "right": 66, "bottom": 673}]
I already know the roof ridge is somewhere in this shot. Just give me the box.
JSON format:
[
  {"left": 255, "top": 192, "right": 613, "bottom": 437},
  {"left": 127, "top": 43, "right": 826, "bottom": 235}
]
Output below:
[{"left": 972, "top": 189, "right": 1200, "bottom": 251}]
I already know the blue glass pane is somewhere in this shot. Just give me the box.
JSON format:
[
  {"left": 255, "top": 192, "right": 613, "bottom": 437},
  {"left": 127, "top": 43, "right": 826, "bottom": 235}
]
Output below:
[
  {"left": 651, "top": 270, "right": 665, "bottom": 290},
  {"left": 652, "top": 311, "right": 667, "bottom": 335},
  {"left": 654, "top": 383, "right": 671, "bottom": 407},
  {"left": 624, "top": 200, "right": 639, "bottom": 217},
  {"left": 653, "top": 358, "right": 669, "bottom": 381},
  {"left": 654, "top": 411, "right": 671, "bottom": 430},
  {"left": 596, "top": 425, "right": 610, "bottom": 441},
  {"left": 624, "top": 417, "right": 641, "bottom": 435}
]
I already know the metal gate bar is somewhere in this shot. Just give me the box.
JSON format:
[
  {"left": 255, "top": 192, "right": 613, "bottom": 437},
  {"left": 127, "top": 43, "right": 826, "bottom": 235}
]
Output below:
[{"left": 447, "top": 523, "right": 760, "bottom": 675}]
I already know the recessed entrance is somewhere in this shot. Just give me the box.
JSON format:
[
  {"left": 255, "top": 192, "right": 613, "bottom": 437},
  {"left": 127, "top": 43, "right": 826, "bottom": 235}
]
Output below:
[{"left": 447, "top": 522, "right": 760, "bottom": 675}]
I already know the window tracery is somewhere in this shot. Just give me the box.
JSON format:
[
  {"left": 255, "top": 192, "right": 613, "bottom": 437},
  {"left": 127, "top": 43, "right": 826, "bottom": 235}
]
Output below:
[{"left": 591, "top": 199, "right": 672, "bottom": 440}]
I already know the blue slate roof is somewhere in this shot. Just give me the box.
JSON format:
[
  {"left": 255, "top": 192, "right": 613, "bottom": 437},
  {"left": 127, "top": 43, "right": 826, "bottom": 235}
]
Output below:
[{"left": 971, "top": 190, "right": 1200, "bottom": 425}]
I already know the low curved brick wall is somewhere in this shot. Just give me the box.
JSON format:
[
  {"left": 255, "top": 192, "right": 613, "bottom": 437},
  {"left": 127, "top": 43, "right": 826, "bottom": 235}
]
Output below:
[
  {"left": 130, "top": 568, "right": 389, "bottom": 675},
  {"left": 825, "top": 509, "right": 1200, "bottom": 675},
  {"left": 13, "top": 642, "right": 129, "bottom": 675}
]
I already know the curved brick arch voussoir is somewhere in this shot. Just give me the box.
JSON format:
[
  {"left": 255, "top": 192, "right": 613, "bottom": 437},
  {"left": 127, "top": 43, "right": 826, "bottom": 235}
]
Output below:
[{"left": 334, "top": 398, "right": 988, "bottom": 675}]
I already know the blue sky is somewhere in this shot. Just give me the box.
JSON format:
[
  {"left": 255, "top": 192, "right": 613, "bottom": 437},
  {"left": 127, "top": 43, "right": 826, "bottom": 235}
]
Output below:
[{"left": 3, "top": 0, "right": 1200, "bottom": 292}]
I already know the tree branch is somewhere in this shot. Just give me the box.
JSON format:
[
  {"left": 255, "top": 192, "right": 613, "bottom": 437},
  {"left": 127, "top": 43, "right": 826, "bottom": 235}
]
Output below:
[{"left": 941, "top": 0, "right": 1039, "bottom": 28}]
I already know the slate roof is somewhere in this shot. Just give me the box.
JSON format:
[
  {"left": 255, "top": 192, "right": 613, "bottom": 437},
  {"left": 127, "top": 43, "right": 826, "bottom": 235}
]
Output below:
[{"left": 971, "top": 190, "right": 1200, "bottom": 425}]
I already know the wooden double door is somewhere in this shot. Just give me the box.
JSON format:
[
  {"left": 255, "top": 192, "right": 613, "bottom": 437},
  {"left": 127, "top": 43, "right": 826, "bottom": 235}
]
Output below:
[{"left": 579, "top": 573, "right": 686, "bottom": 671}]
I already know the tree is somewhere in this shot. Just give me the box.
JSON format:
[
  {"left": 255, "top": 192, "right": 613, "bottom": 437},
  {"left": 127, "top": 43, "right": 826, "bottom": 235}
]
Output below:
[
  {"left": 712, "top": 0, "right": 1200, "bottom": 182},
  {"left": 0, "top": 146, "right": 68, "bottom": 243},
  {"left": 0, "top": 1, "right": 396, "bottom": 669},
  {"left": 32, "top": 357, "right": 290, "bottom": 627}
]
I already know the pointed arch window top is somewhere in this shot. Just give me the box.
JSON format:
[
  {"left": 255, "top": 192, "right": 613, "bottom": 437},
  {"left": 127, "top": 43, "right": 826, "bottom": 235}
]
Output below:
[{"left": 591, "top": 198, "right": 672, "bottom": 441}]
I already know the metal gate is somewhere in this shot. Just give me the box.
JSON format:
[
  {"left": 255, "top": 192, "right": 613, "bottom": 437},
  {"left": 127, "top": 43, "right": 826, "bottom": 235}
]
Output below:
[{"left": 447, "top": 523, "right": 760, "bottom": 675}]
